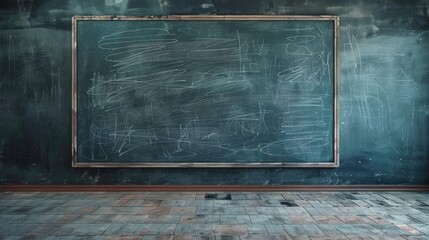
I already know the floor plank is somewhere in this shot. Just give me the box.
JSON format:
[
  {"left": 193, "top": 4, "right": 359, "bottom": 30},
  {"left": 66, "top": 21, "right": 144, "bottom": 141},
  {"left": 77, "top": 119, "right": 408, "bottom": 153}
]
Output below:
[{"left": 0, "top": 191, "right": 427, "bottom": 239}]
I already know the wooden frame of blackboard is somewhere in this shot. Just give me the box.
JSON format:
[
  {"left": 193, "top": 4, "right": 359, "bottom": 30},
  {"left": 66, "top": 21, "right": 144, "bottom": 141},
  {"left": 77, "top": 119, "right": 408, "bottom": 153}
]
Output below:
[{"left": 71, "top": 15, "right": 340, "bottom": 168}]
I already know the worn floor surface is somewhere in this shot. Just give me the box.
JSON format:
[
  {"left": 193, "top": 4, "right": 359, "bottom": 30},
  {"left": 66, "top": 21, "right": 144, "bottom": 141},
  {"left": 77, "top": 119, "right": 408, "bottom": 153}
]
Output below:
[{"left": 0, "top": 191, "right": 428, "bottom": 239}]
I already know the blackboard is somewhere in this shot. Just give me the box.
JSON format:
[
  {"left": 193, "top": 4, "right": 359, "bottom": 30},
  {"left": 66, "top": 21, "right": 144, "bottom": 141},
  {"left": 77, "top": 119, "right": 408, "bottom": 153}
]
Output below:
[{"left": 72, "top": 15, "right": 339, "bottom": 168}]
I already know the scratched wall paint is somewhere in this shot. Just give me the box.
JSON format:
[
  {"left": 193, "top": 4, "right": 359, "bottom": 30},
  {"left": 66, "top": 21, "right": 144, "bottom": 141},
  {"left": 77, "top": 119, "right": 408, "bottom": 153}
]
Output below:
[
  {"left": 76, "top": 20, "right": 335, "bottom": 165},
  {"left": 0, "top": 0, "right": 428, "bottom": 184}
]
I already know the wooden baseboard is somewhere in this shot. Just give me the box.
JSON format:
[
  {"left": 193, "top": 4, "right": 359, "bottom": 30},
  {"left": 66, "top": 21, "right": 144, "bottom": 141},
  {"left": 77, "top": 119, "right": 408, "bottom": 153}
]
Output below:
[{"left": 0, "top": 185, "right": 428, "bottom": 192}]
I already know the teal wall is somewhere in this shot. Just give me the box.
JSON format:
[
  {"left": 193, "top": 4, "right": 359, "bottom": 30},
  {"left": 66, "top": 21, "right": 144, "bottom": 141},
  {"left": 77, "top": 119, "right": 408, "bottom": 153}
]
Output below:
[{"left": 0, "top": 0, "right": 428, "bottom": 185}]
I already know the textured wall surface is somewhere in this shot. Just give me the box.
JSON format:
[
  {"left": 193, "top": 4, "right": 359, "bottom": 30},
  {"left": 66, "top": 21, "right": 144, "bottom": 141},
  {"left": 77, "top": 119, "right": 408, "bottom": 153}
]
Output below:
[{"left": 0, "top": 0, "right": 428, "bottom": 185}]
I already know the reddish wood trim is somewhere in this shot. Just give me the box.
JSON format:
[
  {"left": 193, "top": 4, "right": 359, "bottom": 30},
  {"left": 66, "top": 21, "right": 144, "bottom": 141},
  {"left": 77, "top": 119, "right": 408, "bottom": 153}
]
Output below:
[{"left": 0, "top": 185, "right": 428, "bottom": 192}]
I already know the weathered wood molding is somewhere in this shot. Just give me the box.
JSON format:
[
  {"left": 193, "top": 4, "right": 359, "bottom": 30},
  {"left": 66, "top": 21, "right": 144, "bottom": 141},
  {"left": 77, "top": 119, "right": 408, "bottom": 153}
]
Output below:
[{"left": 0, "top": 185, "right": 428, "bottom": 192}]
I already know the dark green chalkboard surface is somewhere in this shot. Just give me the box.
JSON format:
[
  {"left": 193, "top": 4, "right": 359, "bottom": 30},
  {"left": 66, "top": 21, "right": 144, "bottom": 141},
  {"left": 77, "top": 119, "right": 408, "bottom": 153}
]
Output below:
[{"left": 72, "top": 16, "right": 339, "bottom": 168}]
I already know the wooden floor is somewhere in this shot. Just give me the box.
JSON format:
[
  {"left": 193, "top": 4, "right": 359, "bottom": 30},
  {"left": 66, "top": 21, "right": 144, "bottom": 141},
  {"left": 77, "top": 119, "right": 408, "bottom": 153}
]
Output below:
[{"left": 0, "top": 191, "right": 428, "bottom": 239}]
